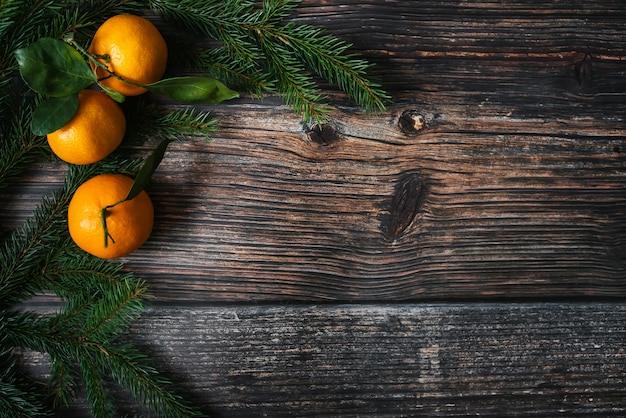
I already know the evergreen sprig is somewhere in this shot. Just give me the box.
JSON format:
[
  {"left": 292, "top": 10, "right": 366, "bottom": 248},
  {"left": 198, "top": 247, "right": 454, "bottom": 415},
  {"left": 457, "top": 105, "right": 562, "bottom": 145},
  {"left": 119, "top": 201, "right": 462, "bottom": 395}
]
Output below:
[
  {"left": 126, "top": 102, "right": 218, "bottom": 143},
  {"left": 1, "top": 161, "right": 207, "bottom": 417},
  {"left": 1, "top": 0, "right": 388, "bottom": 416},
  {"left": 150, "top": 0, "right": 390, "bottom": 122},
  {"left": 0, "top": 0, "right": 144, "bottom": 190},
  {"left": 1, "top": 2, "right": 210, "bottom": 415}
]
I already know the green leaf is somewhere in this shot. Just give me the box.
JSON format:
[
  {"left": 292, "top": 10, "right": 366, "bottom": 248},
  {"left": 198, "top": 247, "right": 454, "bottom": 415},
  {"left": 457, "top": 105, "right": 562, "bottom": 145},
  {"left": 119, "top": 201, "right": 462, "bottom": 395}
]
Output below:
[
  {"left": 30, "top": 94, "right": 79, "bottom": 136},
  {"left": 15, "top": 38, "right": 96, "bottom": 97},
  {"left": 98, "top": 83, "right": 126, "bottom": 103},
  {"left": 145, "top": 76, "right": 239, "bottom": 104},
  {"left": 124, "top": 139, "right": 174, "bottom": 202}
]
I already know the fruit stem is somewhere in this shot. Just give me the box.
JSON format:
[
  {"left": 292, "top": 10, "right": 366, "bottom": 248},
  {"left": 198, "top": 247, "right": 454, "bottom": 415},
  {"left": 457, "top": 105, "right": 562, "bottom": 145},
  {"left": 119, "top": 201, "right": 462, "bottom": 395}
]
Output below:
[
  {"left": 100, "top": 199, "right": 125, "bottom": 248},
  {"left": 100, "top": 207, "right": 114, "bottom": 248}
]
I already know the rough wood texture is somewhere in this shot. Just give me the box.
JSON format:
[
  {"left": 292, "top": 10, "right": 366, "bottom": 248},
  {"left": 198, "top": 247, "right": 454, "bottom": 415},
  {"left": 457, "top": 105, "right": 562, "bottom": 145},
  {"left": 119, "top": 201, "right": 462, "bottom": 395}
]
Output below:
[
  {"left": 3, "top": 1, "right": 626, "bottom": 302},
  {"left": 3, "top": 0, "right": 626, "bottom": 416},
  {"left": 19, "top": 304, "right": 619, "bottom": 417}
]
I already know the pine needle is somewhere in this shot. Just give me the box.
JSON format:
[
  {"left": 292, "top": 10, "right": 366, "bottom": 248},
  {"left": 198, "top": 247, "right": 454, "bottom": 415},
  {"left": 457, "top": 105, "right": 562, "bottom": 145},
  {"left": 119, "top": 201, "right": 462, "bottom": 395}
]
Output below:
[
  {"left": 1, "top": 1, "right": 389, "bottom": 416},
  {"left": 1, "top": 2, "right": 212, "bottom": 416},
  {"left": 150, "top": 0, "right": 389, "bottom": 123}
]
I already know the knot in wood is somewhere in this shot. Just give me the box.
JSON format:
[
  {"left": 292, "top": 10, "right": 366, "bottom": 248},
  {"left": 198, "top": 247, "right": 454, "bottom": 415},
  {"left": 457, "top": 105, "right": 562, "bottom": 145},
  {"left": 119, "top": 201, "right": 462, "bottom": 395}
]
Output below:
[
  {"left": 383, "top": 172, "right": 425, "bottom": 240},
  {"left": 399, "top": 110, "right": 426, "bottom": 134},
  {"left": 575, "top": 53, "right": 593, "bottom": 88},
  {"left": 307, "top": 123, "right": 341, "bottom": 146}
]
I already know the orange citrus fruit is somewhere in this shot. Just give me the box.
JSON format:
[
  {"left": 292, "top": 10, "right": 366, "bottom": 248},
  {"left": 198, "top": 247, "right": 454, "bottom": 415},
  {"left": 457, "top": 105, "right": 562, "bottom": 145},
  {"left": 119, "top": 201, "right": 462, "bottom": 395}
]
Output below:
[
  {"left": 88, "top": 14, "right": 168, "bottom": 96},
  {"left": 47, "top": 89, "right": 126, "bottom": 165},
  {"left": 68, "top": 174, "right": 154, "bottom": 259}
]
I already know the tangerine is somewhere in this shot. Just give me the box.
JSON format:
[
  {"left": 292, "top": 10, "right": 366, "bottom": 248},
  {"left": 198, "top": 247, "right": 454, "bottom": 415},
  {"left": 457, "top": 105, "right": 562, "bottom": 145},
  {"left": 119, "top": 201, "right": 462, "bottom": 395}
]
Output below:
[
  {"left": 68, "top": 174, "right": 154, "bottom": 259},
  {"left": 47, "top": 89, "right": 126, "bottom": 165},
  {"left": 88, "top": 14, "right": 168, "bottom": 96}
]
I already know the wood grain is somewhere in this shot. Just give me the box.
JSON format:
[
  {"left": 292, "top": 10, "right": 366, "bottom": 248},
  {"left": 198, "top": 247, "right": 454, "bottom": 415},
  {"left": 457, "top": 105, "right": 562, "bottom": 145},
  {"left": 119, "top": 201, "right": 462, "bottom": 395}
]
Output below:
[
  {"left": 2, "top": 1, "right": 626, "bottom": 302},
  {"left": 17, "top": 304, "right": 620, "bottom": 417},
  {"left": 5, "top": 2, "right": 626, "bottom": 416}
]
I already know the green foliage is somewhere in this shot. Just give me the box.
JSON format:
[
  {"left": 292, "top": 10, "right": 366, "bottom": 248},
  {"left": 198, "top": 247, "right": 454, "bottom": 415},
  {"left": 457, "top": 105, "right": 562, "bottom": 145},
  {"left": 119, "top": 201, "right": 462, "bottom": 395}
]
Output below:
[
  {"left": 1, "top": 0, "right": 388, "bottom": 417},
  {"left": 0, "top": 0, "right": 144, "bottom": 190},
  {"left": 146, "top": 76, "right": 239, "bottom": 104},
  {"left": 125, "top": 139, "right": 174, "bottom": 202},
  {"left": 152, "top": 107, "right": 218, "bottom": 141},
  {"left": 15, "top": 37, "right": 96, "bottom": 97},
  {"left": 16, "top": 37, "right": 237, "bottom": 135},
  {"left": 30, "top": 94, "right": 79, "bottom": 135},
  {"left": 0, "top": 90, "right": 48, "bottom": 191},
  {"left": 1, "top": 2, "right": 214, "bottom": 415},
  {"left": 151, "top": 0, "right": 390, "bottom": 122},
  {"left": 0, "top": 323, "right": 48, "bottom": 417}
]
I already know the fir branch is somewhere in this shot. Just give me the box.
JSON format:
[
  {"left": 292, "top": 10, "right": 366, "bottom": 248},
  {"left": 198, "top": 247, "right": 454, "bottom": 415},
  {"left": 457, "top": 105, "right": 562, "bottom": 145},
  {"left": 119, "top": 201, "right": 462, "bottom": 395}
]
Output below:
[
  {"left": 174, "top": 46, "right": 274, "bottom": 97},
  {"left": 126, "top": 102, "right": 218, "bottom": 143},
  {"left": 0, "top": 188, "right": 72, "bottom": 306},
  {"left": 259, "top": 0, "right": 301, "bottom": 24},
  {"left": 0, "top": 1, "right": 57, "bottom": 118},
  {"left": 43, "top": 268, "right": 145, "bottom": 347},
  {"left": 33, "top": 1, "right": 146, "bottom": 50},
  {"left": 0, "top": 379, "right": 47, "bottom": 418},
  {"left": 150, "top": 0, "right": 258, "bottom": 51},
  {"left": 80, "top": 278, "right": 146, "bottom": 344},
  {"left": 48, "top": 350, "right": 80, "bottom": 408},
  {"left": 273, "top": 22, "right": 389, "bottom": 113},
  {"left": 152, "top": 107, "right": 218, "bottom": 141},
  {"left": 258, "top": 35, "right": 329, "bottom": 121},
  {"left": 0, "top": 91, "right": 48, "bottom": 191},
  {"left": 0, "top": 323, "right": 48, "bottom": 418},
  {"left": 0, "top": 377, "right": 48, "bottom": 418},
  {"left": 105, "top": 343, "right": 205, "bottom": 418},
  {"left": 4, "top": 310, "right": 73, "bottom": 358},
  {"left": 151, "top": 0, "right": 389, "bottom": 122},
  {"left": 43, "top": 251, "right": 142, "bottom": 302},
  {"left": 78, "top": 350, "right": 116, "bottom": 418},
  {"left": 5, "top": 281, "right": 200, "bottom": 417},
  {"left": 0, "top": 0, "right": 60, "bottom": 56},
  {"left": 0, "top": 0, "right": 22, "bottom": 43}
]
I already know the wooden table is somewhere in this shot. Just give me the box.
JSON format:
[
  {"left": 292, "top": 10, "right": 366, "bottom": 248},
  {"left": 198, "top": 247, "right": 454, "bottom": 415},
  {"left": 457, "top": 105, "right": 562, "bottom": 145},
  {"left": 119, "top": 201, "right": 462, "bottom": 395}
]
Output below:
[{"left": 5, "top": 1, "right": 626, "bottom": 416}]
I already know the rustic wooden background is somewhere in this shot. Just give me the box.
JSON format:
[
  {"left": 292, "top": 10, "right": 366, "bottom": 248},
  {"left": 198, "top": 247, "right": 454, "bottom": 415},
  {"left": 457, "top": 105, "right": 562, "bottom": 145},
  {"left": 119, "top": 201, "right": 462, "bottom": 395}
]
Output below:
[{"left": 3, "top": 0, "right": 626, "bottom": 416}]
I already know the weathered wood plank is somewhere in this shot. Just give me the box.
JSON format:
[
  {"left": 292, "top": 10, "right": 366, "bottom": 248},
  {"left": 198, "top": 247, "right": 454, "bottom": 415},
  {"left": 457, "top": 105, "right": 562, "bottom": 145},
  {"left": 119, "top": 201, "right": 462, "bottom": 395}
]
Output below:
[
  {"left": 19, "top": 303, "right": 623, "bottom": 417},
  {"left": 137, "top": 0, "right": 626, "bottom": 301},
  {"left": 133, "top": 106, "right": 625, "bottom": 302},
  {"left": 4, "top": 109, "right": 624, "bottom": 302},
  {"left": 5, "top": 3, "right": 626, "bottom": 417},
  {"left": 1, "top": 1, "right": 625, "bottom": 302},
  {"left": 292, "top": 0, "right": 626, "bottom": 100}
]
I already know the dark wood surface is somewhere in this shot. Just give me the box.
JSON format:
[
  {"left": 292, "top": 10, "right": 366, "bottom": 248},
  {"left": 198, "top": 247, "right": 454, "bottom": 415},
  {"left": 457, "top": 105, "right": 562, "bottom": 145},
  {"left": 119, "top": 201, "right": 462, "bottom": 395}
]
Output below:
[{"left": 3, "top": 0, "right": 626, "bottom": 416}]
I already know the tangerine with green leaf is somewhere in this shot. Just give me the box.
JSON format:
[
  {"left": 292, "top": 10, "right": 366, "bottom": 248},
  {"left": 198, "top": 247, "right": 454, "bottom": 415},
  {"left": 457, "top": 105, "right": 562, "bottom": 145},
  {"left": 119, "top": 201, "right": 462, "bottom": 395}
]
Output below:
[
  {"left": 68, "top": 174, "right": 154, "bottom": 259},
  {"left": 88, "top": 14, "right": 168, "bottom": 96},
  {"left": 47, "top": 89, "right": 126, "bottom": 165}
]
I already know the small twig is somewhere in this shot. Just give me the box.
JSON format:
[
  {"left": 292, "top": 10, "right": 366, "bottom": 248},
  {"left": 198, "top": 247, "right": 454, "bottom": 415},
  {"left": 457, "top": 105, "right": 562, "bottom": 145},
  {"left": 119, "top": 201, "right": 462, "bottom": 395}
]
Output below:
[{"left": 67, "top": 39, "right": 145, "bottom": 88}]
